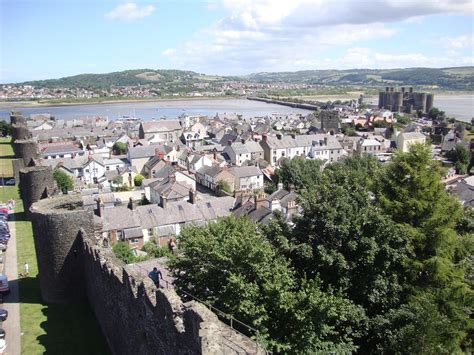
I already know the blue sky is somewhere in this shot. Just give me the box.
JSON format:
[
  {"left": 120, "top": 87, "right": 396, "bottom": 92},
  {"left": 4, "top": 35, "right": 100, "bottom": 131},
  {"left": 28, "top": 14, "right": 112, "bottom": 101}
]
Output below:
[{"left": 1, "top": 0, "right": 473, "bottom": 83}]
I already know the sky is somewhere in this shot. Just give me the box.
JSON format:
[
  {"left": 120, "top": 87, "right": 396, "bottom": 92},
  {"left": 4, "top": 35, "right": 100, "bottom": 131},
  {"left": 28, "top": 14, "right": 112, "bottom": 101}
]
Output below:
[{"left": 0, "top": 0, "right": 473, "bottom": 83}]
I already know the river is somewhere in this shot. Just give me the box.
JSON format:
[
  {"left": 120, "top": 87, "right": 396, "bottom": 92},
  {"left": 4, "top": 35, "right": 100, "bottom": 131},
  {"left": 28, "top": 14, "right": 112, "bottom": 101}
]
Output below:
[
  {"left": 0, "top": 95, "right": 472, "bottom": 122},
  {"left": 0, "top": 99, "right": 310, "bottom": 122}
]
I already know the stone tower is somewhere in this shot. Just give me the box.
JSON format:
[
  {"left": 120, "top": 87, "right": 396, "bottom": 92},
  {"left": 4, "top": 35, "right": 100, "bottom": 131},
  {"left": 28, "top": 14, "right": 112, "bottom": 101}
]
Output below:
[
  {"left": 19, "top": 166, "right": 55, "bottom": 217},
  {"left": 30, "top": 195, "right": 94, "bottom": 304}
]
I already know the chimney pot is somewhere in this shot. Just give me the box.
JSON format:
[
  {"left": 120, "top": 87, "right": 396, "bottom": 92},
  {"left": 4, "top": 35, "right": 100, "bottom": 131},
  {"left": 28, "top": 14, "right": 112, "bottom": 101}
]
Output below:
[{"left": 228, "top": 140, "right": 232, "bottom": 146}]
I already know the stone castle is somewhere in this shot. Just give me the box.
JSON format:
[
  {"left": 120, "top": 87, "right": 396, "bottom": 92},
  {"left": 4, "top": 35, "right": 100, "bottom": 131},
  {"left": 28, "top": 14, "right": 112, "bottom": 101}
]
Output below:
[
  {"left": 10, "top": 113, "right": 263, "bottom": 354},
  {"left": 378, "top": 87, "right": 434, "bottom": 114}
]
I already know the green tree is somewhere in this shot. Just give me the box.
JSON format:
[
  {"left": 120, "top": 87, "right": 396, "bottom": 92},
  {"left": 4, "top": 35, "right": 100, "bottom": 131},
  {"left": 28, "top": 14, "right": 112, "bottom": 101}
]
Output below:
[
  {"left": 0, "top": 120, "right": 11, "bottom": 137},
  {"left": 378, "top": 143, "right": 473, "bottom": 351},
  {"left": 275, "top": 156, "right": 322, "bottom": 191},
  {"left": 112, "top": 241, "right": 136, "bottom": 264},
  {"left": 112, "top": 141, "right": 127, "bottom": 155},
  {"left": 53, "top": 169, "right": 74, "bottom": 194},
  {"left": 134, "top": 174, "right": 144, "bottom": 187},
  {"left": 142, "top": 241, "right": 171, "bottom": 258},
  {"left": 169, "top": 217, "right": 364, "bottom": 352},
  {"left": 216, "top": 179, "right": 232, "bottom": 193},
  {"left": 447, "top": 143, "right": 470, "bottom": 174},
  {"left": 277, "top": 157, "right": 410, "bottom": 318},
  {"left": 112, "top": 175, "right": 123, "bottom": 186}
]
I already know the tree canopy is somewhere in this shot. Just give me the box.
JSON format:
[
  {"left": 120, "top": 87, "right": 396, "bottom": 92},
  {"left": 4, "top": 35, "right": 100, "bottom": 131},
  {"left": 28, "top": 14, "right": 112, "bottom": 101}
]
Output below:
[
  {"left": 53, "top": 169, "right": 74, "bottom": 194},
  {"left": 112, "top": 141, "right": 127, "bottom": 155},
  {"left": 169, "top": 145, "right": 473, "bottom": 353}
]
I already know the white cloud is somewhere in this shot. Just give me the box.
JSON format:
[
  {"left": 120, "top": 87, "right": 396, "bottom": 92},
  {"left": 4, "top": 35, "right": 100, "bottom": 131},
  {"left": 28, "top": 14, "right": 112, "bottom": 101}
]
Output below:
[
  {"left": 162, "top": 48, "right": 176, "bottom": 56},
  {"left": 168, "top": 0, "right": 473, "bottom": 74},
  {"left": 442, "top": 34, "right": 474, "bottom": 49},
  {"left": 105, "top": 3, "right": 155, "bottom": 22}
]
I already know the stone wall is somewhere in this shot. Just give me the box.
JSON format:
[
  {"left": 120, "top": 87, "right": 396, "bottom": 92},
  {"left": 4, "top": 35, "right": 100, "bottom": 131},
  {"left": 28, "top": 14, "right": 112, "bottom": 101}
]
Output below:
[
  {"left": 30, "top": 196, "right": 263, "bottom": 354},
  {"left": 82, "top": 238, "right": 263, "bottom": 354},
  {"left": 13, "top": 139, "right": 38, "bottom": 166},
  {"left": 11, "top": 124, "right": 31, "bottom": 141},
  {"left": 20, "top": 166, "right": 55, "bottom": 218},
  {"left": 30, "top": 196, "right": 91, "bottom": 303}
]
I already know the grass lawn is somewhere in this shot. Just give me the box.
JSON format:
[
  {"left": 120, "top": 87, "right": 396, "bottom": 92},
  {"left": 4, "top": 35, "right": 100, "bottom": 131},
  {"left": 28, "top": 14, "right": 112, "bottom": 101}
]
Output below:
[
  {"left": 0, "top": 137, "right": 14, "bottom": 178},
  {"left": 0, "top": 138, "right": 108, "bottom": 354}
]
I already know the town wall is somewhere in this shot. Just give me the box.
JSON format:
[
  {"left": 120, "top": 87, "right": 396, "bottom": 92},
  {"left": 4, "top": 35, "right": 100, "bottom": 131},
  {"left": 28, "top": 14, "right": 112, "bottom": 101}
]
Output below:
[
  {"left": 13, "top": 139, "right": 38, "bottom": 166},
  {"left": 10, "top": 113, "right": 27, "bottom": 126},
  {"left": 11, "top": 124, "right": 31, "bottom": 141},
  {"left": 19, "top": 166, "right": 55, "bottom": 217},
  {"left": 30, "top": 196, "right": 90, "bottom": 303},
  {"left": 30, "top": 196, "right": 263, "bottom": 354}
]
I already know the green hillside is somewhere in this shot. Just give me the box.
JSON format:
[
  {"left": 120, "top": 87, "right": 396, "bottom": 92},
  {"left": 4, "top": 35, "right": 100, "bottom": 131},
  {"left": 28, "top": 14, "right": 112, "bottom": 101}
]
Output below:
[
  {"left": 16, "top": 66, "right": 474, "bottom": 90},
  {"left": 21, "top": 69, "right": 227, "bottom": 89},
  {"left": 247, "top": 67, "right": 474, "bottom": 90}
]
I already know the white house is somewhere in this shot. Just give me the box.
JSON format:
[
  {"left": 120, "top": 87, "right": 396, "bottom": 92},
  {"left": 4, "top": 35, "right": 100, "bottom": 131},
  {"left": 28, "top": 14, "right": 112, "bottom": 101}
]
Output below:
[{"left": 229, "top": 166, "right": 264, "bottom": 191}]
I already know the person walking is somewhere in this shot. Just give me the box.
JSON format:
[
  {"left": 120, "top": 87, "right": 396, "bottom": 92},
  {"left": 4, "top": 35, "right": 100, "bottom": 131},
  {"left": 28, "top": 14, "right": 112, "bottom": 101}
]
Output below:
[{"left": 148, "top": 267, "right": 163, "bottom": 287}]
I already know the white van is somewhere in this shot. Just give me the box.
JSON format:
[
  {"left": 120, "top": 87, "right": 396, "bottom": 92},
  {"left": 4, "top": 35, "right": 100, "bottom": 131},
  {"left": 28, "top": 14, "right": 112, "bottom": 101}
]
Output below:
[{"left": 0, "top": 275, "right": 9, "bottom": 294}]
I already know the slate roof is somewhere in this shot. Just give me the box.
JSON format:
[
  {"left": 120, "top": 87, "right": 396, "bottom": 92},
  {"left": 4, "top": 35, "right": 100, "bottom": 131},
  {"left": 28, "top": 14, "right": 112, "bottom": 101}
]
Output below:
[
  {"left": 149, "top": 177, "right": 192, "bottom": 200},
  {"left": 141, "top": 120, "right": 182, "bottom": 133},
  {"left": 264, "top": 134, "right": 341, "bottom": 150},
  {"left": 101, "top": 206, "right": 141, "bottom": 232},
  {"left": 135, "top": 196, "right": 235, "bottom": 227},
  {"left": 128, "top": 145, "right": 171, "bottom": 159},
  {"left": 229, "top": 166, "right": 262, "bottom": 178},
  {"left": 226, "top": 141, "right": 263, "bottom": 154}
]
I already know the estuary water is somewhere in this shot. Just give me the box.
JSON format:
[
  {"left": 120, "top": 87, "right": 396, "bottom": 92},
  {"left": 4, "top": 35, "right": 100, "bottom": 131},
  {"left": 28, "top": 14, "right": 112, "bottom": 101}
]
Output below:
[
  {"left": 0, "top": 95, "right": 472, "bottom": 122},
  {"left": 0, "top": 99, "right": 310, "bottom": 122}
]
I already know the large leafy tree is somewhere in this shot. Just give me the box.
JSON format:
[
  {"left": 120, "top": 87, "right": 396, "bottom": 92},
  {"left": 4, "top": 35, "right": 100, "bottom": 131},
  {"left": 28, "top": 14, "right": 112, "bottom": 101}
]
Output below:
[
  {"left": 169, "top": 216, "right": 364, "bottom": 353},
  {"left": 274, "top": 156, "right": 323, "bottom": 191},
  {"left": 378, "top": 143, "right": 474, "bottom": 351}
]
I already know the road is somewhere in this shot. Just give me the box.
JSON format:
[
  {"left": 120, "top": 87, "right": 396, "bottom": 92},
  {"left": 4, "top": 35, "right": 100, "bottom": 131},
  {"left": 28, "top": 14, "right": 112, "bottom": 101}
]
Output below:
[{"left": 2, "top": 213, "right": 20, "bottom": 354}]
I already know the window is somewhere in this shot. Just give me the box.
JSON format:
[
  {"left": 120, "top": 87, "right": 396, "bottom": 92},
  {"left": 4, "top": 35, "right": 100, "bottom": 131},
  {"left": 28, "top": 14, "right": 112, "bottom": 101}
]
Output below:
[
  {"left": 106, "top": 166, "right": 110, "bottom": 171},
  {"left": 130, "top": 238, "right": 139, "bottom": 244},
  {"left": 148, "top": 228, "right": 153, "bottom": 235},
  {"left": 85, "top": 169, "right": 90, "bottom": 173}
]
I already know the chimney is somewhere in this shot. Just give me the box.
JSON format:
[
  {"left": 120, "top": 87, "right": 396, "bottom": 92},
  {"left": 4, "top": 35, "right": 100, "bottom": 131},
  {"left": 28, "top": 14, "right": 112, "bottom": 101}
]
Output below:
[
  {"left": 155, "top": 148, "right": 161, "bottom": 158},
  {"left": 168, "top": 173, "right": 176, "bottom": 182},
  {"left": 176, "top": 144, "right": 180, "bottom": 151},
  {"left": 95, "top": 197, "right": 104, "bottom": 217},
  {"left": 262, "top": 134, "right": 267, "bottom": 142},
  {"left": 189, "top": 188, "right": 197, "bottom": 204},
  {"left": 291, "top": 133, "right": 295, "bottom": 139},
  {"left": 276, "top": 134, "right": 282, "bottom": 140},
  {"left": 254, "top": 192, "right": 268, "bottom": 209},
  {"left": 241, "top": 138, "right": 245, "bottom": 144},
  {"left": 213, "top": 150, "right": 218, "bottom": 160},
  {"left": 324, "top": 137, "right": 327, "bottom": 145},
  {"left": 228, "top": 140, "right": 232, "bottom": 146},
  {"left": 409, "top": 87, "right": 413, "bottom": 93},
  {"left": 127, "top": 197, "right": 134, "bottom": 210}
]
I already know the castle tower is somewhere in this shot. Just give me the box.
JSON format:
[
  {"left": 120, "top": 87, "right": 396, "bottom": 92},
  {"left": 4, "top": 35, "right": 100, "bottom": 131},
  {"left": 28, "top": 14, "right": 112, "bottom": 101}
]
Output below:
[
  {"left": 19, "top": 166, "right": 55, "bottom": 217},
  {"left": 30, "top": 195, "right": 94, "bottom": 304},
  {"left": 13, "top": 139, "right": 38, "bottom": 166},
  {"left": 10, "top": 112, "right": 26, "bottom": 126},
  {"left": 11, "top": 124, "right": 31, "bottom": 141}
]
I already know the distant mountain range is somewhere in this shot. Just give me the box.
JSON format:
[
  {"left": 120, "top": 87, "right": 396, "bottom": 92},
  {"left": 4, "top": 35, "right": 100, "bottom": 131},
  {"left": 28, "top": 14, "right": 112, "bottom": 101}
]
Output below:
[{"left": 17, "top": 67, "right": 474, "bottom": 90}]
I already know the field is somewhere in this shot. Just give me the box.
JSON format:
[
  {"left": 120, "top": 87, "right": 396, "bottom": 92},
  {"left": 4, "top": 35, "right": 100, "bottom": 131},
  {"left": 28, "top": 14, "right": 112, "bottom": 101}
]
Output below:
[
  {"left": 0, "top": 137, "right": 108, "bottom": 354},
  {"left": 0, "top": 138, "right": 14, "bottom": 178}
]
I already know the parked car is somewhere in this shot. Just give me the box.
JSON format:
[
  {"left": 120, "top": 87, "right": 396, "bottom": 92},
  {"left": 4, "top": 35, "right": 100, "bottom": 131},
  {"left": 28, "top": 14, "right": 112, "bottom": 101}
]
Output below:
[
  {"left": 0, "top": 328, "right": 5, "bottom": 339},
  {"left": 0, "top": 338, "right": 6, "bottom": 354},
  {"left": 0, "top": 276, "right": 9, "bottom": 294},
  {"left": 0, "top": 309, "right": 7, "bottom": 321},
  {"left": 0, "top": 245, "right": 6, "bottom": 252},
  {"left": 4, "top": 179, "right": 15, "bottom": 186}
]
